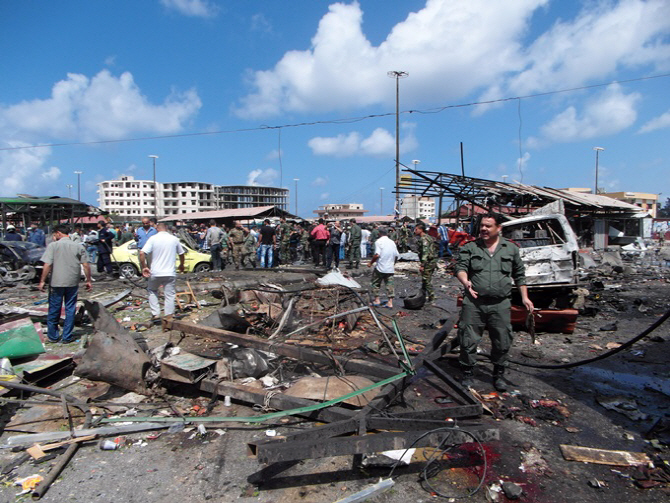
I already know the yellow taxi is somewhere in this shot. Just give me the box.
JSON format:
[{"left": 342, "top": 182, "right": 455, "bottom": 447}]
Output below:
[{"left": 111, "top": 240, "right": 212, "bottom": 277}]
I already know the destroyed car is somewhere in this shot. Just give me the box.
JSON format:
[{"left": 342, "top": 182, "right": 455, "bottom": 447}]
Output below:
[
  {"left": 0, "top": 240, "right": 44, "bottom": 284},
  {"left": 501, "top": 213, "right": 579, "bottom": 309},
  {"left": 111, "top": 240, "right": 212, "bottom": 277}
]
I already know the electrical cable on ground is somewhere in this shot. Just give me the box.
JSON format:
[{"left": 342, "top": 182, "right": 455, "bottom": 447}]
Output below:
[
  {"left": 505, "top": 306, "right": 670, "bottom": 370},
  {"left": 387, "top": 426, "right": 487, "bottom": 499}
]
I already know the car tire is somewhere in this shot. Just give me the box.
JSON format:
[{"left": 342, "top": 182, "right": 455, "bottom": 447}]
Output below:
[
  {"left": 119, "top": 262, "right": 139, "bottom": 278},
  {"left": 193, "top": 262, "right": 212, "bottom": 273}
]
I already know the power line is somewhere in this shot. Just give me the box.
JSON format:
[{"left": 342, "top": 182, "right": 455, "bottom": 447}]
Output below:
[{"left": 2, "top": 72, "right": 668, "bottom": 152}]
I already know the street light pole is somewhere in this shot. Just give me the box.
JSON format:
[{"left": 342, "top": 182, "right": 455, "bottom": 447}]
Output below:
[
  {"left": 73, "top": 171, "right": 83, "bottom": 201},
  {"left": 593, "top": 147, "right": 604, "bottom": 194},
  {"left": 293, "top": 178, "right": 299, "bottom": 216},
  {"left": 149, "top": 155, "right": 159, "bottom": 218},
  {"left": 387, "top": 70, "right": 408, "bottom": 219},
  {"left": 379, "top": 187, "right": 384, "bottom": 215},
  {"left": 66, "top": 184, "right": 73, "bottom": 198}
]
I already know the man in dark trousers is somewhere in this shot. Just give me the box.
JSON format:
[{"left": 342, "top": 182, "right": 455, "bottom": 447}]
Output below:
[
  {"left": 96, "top": 220, "right": 115, "bottom": 278},
  {"left": 257, "top": 219, "right": 276, "bottom": 268},
  {"left": 39, "top": 225, "right": 92, "bottom": 343},
  {"left": 347, "top": 218, "right": 362, "bottom": 269},
  {"left": 455, "top": 213, "right": 534, "bottom": 391}
]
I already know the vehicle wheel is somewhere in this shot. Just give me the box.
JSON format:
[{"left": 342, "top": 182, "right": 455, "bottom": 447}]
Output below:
[
  {"left": 193, "top": 262, "right": 212, "bottom": 273},
  {"left": 119, "top": 262, "right": 139, "bottom": 278}
]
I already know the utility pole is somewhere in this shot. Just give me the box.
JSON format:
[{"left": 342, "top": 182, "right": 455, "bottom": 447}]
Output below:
[
  {"left": 387, "top": 70, "right": 408, "bottom": 218},
  {"left": 149, "top": 155, "right": 159, "bottom": 218},
  {"left": 73, "top": 171, "right": 83, "bottom": 201},
  {"left": 593, "top": 147, "right": 604, "bottom": 194},
  {"left": 379, "top": 187, "right": 384, "bottom": 215},
  {"left": 293, "top": 178, "right": 299, "bottom": 216},
  {"left": 66, "top": 184, "right": 73, "bottom": 198}
]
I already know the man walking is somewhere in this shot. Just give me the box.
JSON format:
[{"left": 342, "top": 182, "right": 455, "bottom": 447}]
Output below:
[
  {"left": 96, "top": 220, "right": 115, "bottom": 277},
  {"left": 347, "top": 218, "right": 362, "bottom": 269},
  {"left": 310, "top": 218, "right": 329, "bottom": 267},
  {"left": 140, "top": 223, "right": 185, "bottom": 322},
  {"left": 228, "top": 221, "right": 246, "bottom": 270},
  {"left": 455, "top": 213, "right": 534, "bottom": 391},
  {"left": 257, "top": 219, "right": 276, "bottom": 268},
  {"left": 415, "top": 223, "right": 438, "bottom": 302},
  {"left": 205, "top": 219, "right": 224, "bottom": 271},
  {"left": 368, "top": 228, "right": 399, "bottom": 308},
  {"left": 39, "top": 225, "right": 92, "bottom": 343}
]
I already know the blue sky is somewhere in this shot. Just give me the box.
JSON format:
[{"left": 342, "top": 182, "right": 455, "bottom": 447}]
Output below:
[{"left": 1, "top": 0, "right": 669, "bottom": 216}]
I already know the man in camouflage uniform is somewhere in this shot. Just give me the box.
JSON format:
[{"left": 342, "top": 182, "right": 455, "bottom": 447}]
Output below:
[
  {"left": 241, "top": 228, "right": 257, "bottom": 268},
  {"left": 414, "top": 222, "right": 438, "bottom": 302},
  {"left": 347, "top": 218, "right": 362, "bottom": 269},
  {"left": 228, "top": 221, "right": 246, "bottom": 270},
  {"left": 220, "top": 224, "right": 232, "bottom": 268},
  {"left": 369, "top": 224, "right": 380, "bottom": 250},
  {"left": 279, "top": 217, "right": 292, "bottom": 264},
  {"left": 299, "top": 225, "right": 310, "bottom": 262},
  {"left": 397, "top": 221, "right": 411, "bottom": 253}
]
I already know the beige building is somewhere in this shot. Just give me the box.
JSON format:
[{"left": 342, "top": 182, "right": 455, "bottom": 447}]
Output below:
[
  {"left": 314, "top": 203, "right": 367, "bottom": 220},
  {"left": 401, "top": 195, "right": 436, "bottom": 220},
  {"left": 600, "top": 192, "right": 659, "bottom": 218}
]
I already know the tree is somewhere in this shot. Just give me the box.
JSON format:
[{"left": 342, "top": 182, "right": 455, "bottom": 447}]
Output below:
[{"left": 659, "top": 197, "right": 670, "bottom": 218}]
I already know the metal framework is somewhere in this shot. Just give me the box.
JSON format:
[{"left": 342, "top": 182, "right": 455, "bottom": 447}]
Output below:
[
  {"left": 162, "top": 318, "right": 492, "bottom": 473},
  {"left": 395, "top": 168, "right": 647, "bottom": 220}
]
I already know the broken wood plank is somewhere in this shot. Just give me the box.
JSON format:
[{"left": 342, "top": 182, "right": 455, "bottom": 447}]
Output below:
[
  {"left": 559, "top": 444, "right": 651, "bottom": 466},
  {"left": 27, "top": 435, "right": 97, "bottom": 459},
  {"left": 163, "top": 319, "right": 399, "bottom": 379}
]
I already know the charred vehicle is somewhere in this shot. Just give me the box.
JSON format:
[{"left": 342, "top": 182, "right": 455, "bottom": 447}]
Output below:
[
  {"left": 501, "top": 213, "right": 580, "bottom": 310},
  {"left": 0, "top": 241, "right": 45, "bottom": 284}
]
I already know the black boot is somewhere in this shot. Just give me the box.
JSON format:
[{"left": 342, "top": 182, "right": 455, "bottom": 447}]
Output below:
[
  {"left": 493, "top": 365, "right": 508, "bottom": 392},
  {"left": 461, "top": 368, "right": 474, "bottom": 388}
]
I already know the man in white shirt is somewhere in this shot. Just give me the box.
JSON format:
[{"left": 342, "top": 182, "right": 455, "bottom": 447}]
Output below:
[
  {"left": 360, "top": 227, "right": 370, "bottom": 259},
  {"left": 368, "top": 228, "right": 400, "bottom": 308},
  {"left": 139, "top": 223, "right": 185, "bottom": 321}
]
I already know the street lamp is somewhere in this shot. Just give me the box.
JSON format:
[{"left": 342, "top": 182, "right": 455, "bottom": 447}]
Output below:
[
  {"left": 148, "top": 155, "right": 159, "bottom": 217},
  {"left": 66, "top": 184, "right": 73, "bottom": 198},
  {"left": 501, "top": 175, "right": 509, "bottom": 184},
  {"left": 379, "top": 187, "right": 384, "bottom": 215},
  {"left": 73, "top": 171, "right": 83, "bottom": 201},
  {"left": 593, "top": 147, "right": 604, "bottom": 194},
  {"left": 388, "top": 70, "right": 408, "bottom": 218},
  {"left": 293, "top": 178, "right": 299, "bottom": 216}
]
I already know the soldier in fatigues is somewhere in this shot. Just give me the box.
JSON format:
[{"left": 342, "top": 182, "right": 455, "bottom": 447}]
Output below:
[
  {"left": 455, "top": 213, "right": 534, "bottom": 391},
  {"left": 241, "top": 228, "right": 257, "bottom": 268},
  {"left": 397, "top": 221, "right": 411, "bottom": 253},
  {"left": 414, "top": 223, "right": 438, "bottom": 302},
  {"left": 228, "top": 221, "right": 246, "bottom": 270},
  {"left": 347, "top": 218, "right": 362, "bottom": 269},
  {"left": 299, "top": 225, "right": 310, "bottom": 262},
  {"left": 278, "top": 217, "right": 292, "bottom": 265}
]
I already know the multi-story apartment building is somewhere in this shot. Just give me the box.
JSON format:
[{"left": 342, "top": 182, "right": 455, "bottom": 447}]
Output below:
[
  {"left": 401, "top": 195, "right": 435, "bottom": 220},
  {"left": 215, "top": 185, "right": 287, "bottom": 210},
  {"left": 313, "top": 203, "right": 367, "bottom": 220},
  {"left": 97, "top": 176, "right": 287, "bottom": 217},
  {"left": 600, "top": 192, "right": 659, "bottom": 218}
]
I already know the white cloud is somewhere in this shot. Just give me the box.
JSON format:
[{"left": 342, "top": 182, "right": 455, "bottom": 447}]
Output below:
[
  {"left": 246, "top": 168, "right": 279, "bottom": 186},
  {"left": 320, "top": 192, "right": 330, "bottom": 200},
  {"left": 311, "top": 176, "right": 329, "bottom": 187},
  {"left": 535, "top": 84, "right": 640, "bottom": 143},
  {"left": 160, "top": 0, "right": 219, "bottom": 18},
  {"left": 308, "top": 123, "right": 417, "bottom": 158},
  {"left": 0, "top": 70, "right": 201, "bottom": 142},
  {"left": 488, "top": 0, "right": 670, "bottom": 100},
  {"left": 638, "top": 109, "right": 670, "bottom": 133},
  {"left": 234, "top": 0, "right": 670, "bottom": 120},
  {"left": 0, "top": 141, "right": 55, "bottom": 196},
  {"left": 41, "top": 166, "right": 61, "bottom": 181},
  {"left": 104, "top": 55, "right": 117, "bottom": 67}
]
